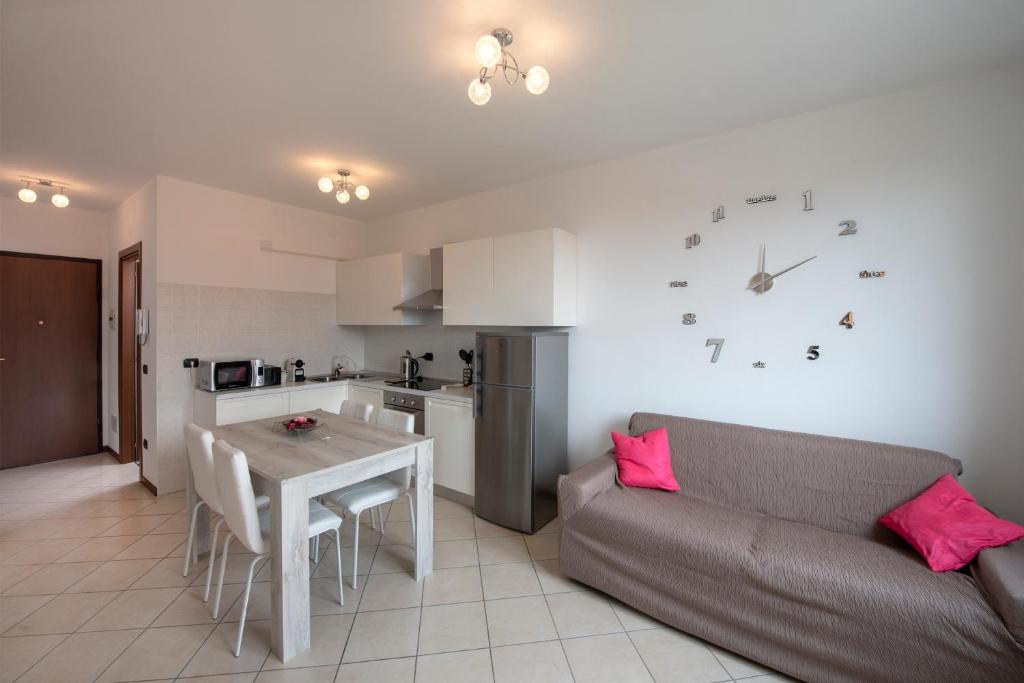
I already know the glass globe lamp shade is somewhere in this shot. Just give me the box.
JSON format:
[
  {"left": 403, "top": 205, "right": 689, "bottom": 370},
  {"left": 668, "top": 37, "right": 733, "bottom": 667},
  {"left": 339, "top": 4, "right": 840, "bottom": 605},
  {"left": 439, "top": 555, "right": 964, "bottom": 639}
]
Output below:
[
  {"left": 317, "top": 176, "right": 335, "bottom": 193},
  {"left": 336, "top": 189, "right": 351, "bottom": 204},
  {"left": 18, "top": 186, "right": 37, "bottom": 203},
  {"left": 51, "top": 192, "right": 70, "bottom": 208},
  {"left": 474, "top": 34, "right": 502, "bottom": 68},
  {"left": 525, "top": 65, "right": 550, "bottom": 95},
  {"left": 468, "top": 78, "right": 492, "bottom": 106},
  {"left": 355, "top": 185, "right": 369, "bottom": 200}
]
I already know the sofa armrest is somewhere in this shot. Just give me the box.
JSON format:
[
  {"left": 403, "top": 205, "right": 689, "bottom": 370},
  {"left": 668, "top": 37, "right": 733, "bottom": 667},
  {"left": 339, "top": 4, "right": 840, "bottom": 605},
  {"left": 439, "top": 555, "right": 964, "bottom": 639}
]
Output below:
[
  {"left": 972, "top": 540, "right": 1024, "bottom": 642},
  {"left": 558, "top": 452, "right": 617, "bottom": 522}
]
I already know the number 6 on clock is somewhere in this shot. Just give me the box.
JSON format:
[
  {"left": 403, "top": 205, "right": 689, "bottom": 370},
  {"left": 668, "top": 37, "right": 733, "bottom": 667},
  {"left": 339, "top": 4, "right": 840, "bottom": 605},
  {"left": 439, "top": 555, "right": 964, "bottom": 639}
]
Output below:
[{"left": 705, "top": 338, "right": 724, "bottom": 363}]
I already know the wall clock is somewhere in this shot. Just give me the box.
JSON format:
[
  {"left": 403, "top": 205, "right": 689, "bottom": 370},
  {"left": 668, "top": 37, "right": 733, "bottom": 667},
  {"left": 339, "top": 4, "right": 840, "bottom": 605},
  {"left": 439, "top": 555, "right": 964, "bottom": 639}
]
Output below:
[{"left": 679, "top": 190, "right": 882, "bottom": 367}]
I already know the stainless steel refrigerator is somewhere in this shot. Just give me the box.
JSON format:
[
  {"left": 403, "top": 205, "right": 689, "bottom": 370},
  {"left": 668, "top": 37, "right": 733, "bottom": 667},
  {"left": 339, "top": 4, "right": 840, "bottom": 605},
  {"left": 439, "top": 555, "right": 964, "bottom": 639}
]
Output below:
[{"left": 474, "top": 331, "right": 568, "bottom": 534}]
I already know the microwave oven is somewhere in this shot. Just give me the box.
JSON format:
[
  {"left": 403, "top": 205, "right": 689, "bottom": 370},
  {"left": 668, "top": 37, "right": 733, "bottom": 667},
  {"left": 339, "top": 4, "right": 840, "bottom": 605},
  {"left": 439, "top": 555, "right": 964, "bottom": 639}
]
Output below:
[{"left": 198, "top": 359, "right": 265, "bottom": 391}]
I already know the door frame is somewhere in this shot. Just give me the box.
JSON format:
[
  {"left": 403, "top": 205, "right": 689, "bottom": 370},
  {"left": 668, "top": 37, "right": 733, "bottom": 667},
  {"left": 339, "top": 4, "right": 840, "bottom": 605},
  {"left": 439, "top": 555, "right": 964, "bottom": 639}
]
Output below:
[
  {"left": 117, "top": 243, "right": 143, "bottom": 471},
  {"left": 0, "top": 250, "right": 103, "bottom": 462}
]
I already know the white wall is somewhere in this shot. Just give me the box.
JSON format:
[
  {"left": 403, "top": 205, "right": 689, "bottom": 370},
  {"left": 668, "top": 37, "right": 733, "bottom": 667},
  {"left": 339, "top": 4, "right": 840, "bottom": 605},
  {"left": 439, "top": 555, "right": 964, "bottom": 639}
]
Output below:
[
  {"left": 364, "top": 64, "right": 1024, "bottom": 522},
  {"left": 152, "top": 177, "right": 366, "bottom": 492},
  {"left": 0, "top": 197, "right": 114, "bottom": 447},
  {"left": 156, "top": 176, "right": 364, "bottom": 293}
]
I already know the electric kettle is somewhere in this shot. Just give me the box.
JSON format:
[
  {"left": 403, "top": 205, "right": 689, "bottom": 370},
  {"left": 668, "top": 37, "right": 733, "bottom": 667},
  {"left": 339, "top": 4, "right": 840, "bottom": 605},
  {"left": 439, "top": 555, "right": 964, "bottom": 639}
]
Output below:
[{"left": 400, "top": 350, "right": 419, "bottom": 380}]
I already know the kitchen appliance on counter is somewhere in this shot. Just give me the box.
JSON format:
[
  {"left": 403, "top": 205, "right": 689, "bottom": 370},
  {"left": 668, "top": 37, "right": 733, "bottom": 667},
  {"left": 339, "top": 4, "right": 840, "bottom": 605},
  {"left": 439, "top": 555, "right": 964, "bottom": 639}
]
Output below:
[
  {"left": 474, "top": 331, "right": 568, "bottom": 533},
  {"left": 383, "top": 390, "right": 426, "bottom": 435},
  {"left": 384, "top": 376, "right": 449, "bottom": 391},
  {"left": 285, "top": 358, "right": 305, "bottom": 382},
  {"left": 264, "top": 365, "right": 282, "bottom": 386},
  {"left": 198, "top": 359, "right": 265, "bottom": 391},
  {"left": 399, "top": 350, "right": 434, "bottom": 381}
]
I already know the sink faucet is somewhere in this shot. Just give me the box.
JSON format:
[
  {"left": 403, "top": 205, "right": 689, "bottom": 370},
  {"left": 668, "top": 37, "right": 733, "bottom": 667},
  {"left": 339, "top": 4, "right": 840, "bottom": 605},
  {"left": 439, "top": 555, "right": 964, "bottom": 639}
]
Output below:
[{"left": 332, "top": 353, "right": 359, "bottom": 378}]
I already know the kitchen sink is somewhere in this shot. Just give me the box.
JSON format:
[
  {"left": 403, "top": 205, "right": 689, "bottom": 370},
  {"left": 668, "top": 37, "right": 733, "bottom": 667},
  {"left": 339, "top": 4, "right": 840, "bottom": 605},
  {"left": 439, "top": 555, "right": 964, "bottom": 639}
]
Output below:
[{"left": 309, "top": 373, "right": 375, "bottom": 383}]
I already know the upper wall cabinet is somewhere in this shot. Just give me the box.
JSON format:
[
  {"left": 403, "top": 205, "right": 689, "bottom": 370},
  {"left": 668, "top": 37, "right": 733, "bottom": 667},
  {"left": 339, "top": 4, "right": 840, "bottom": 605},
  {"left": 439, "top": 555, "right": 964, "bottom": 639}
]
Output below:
[
  {"left": 443, "top": 228, "right": 576, "bottom": 327},
  {"left": 336, "top": 253, "right": 430, "bottom": 325}
]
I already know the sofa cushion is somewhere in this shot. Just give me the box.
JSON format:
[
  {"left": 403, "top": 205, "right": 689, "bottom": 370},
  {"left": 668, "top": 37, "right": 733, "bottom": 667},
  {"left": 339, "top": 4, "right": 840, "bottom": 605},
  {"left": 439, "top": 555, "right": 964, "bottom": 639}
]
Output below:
[
  {"left": 880, "top": 474, "right": 1024, "bottom": 571},
  {"left": 611, "top": 428, "right": 680, "bottom": 491},
  {"left": 628, "top": 412, "right": 962, "bottom": 545}
]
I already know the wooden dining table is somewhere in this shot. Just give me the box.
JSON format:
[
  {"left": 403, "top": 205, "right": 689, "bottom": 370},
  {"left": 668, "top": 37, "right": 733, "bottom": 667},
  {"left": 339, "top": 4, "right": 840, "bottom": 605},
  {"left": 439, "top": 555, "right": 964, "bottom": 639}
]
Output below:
[{"left": 186, "top": 409, "right": 434, "bottom": 662}]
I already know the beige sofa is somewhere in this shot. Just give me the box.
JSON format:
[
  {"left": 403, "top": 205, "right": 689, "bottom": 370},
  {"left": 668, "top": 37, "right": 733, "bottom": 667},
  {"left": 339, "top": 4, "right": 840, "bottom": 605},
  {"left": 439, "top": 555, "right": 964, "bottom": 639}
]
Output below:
[{"left": 558, "top": 412, "right": 1024, "bottom": 682}]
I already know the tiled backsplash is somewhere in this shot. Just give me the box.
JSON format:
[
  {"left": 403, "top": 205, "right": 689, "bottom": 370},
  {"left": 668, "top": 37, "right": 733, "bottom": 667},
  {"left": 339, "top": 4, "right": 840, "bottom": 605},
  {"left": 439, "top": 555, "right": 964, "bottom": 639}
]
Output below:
[
  {"left": 155, "top": 282, "right": 364, "bottom": 491},
  {"left": 362, "top": 324, "right": 514, "bottom": 381}
]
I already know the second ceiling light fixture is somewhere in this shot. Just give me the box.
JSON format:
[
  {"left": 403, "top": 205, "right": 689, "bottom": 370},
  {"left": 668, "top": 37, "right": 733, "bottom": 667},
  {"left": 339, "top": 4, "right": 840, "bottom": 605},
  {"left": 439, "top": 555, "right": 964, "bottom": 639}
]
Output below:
[
  {"left": 317, "top": 170, "right": 369, "bottom": 204},
  {"left": 468, "top": 28, "right": 549, "bottom": 106}
]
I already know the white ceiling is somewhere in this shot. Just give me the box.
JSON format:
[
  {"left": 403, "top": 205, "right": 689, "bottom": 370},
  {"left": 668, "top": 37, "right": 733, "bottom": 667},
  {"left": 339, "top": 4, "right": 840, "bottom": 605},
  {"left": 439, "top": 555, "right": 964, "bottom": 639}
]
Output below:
[{"left": 3, "top": 0, "right": 1024, "bottom": 220}]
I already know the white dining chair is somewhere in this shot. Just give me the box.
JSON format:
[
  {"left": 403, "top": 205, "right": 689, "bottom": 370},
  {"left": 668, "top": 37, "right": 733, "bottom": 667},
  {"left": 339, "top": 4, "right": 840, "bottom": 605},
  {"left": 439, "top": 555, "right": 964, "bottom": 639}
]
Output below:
[
  {"left": 182, "top": 423, "right": 269, "bottom": 605},
  {"left": 322, "top": 407, "right": 416, "bottom": 589},
  {"left": 210, "top": 439, "right": 345, "bottom": 657},
  {"left": 339, "top": 399, "right": 374, "bottom": 422}
]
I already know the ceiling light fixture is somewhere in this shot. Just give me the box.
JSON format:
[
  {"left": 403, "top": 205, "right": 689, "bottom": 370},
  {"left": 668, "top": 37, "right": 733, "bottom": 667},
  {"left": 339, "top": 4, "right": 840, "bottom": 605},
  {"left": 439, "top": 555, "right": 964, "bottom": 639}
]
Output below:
[
  {"left": 17, "top": 177, "right": 70, "bottom": 207},
  {"left": 18, "top": 180, "right": 37, "bottom": 203},
  {"left": 468, "top": 28, "right": 549, "bottom": 106},
  {"left": 316, "top": 169, "right": 369, "bottom": 205}
]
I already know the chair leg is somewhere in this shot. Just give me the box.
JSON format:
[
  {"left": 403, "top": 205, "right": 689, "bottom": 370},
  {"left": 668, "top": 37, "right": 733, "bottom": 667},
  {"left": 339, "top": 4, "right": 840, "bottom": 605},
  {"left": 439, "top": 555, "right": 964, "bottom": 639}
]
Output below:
[
  {"left": 204, "top": 517, "right": 225, "bottom": 603},
  {"left": 406, "top": 493, "right": 416, "bottom": 546},
  {"left": 332, "top": 527, "right": 344, "bottom": 607},
  {"left": 212, "top": 531, "right": 234, "bottom": 619},
  {"left": 234, "top": 554, "right": 265, "bottom": 658},
  {"left": 182, "top": 500, "right": 205, "bottom": 576},
  {"left": 352, "top": 510, "right": 361, "bottom": 590},
  {"left": 369, "top": 506, "right": 377, "bottom": 530}
]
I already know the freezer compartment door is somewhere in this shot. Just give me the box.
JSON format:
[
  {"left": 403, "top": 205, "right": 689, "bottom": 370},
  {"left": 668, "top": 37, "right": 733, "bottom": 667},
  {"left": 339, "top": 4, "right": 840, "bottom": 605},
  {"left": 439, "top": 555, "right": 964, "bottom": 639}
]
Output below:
[
  {"left": 474, "top": 384, "right": 534, "bottom": 532},
  {"left": 476, "top": 335, "right": 534, "bottom": 387}
]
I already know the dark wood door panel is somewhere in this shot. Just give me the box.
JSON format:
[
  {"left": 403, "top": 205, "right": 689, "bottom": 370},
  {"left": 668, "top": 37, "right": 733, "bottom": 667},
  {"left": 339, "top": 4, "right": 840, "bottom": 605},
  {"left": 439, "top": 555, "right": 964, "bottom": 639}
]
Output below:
[{"left": 0, "top": 253, "right": 101, "bottom": 468}]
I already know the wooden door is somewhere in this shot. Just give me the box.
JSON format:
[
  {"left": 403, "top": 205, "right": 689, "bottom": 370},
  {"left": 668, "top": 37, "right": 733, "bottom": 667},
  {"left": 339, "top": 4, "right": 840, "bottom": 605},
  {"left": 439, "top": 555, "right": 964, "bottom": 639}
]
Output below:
[
  {"left": 0, "top": 252, "right": 102, "bottom": 468},
  {"left": 118, "top": 244, "right": 142, "bottom": 465}
]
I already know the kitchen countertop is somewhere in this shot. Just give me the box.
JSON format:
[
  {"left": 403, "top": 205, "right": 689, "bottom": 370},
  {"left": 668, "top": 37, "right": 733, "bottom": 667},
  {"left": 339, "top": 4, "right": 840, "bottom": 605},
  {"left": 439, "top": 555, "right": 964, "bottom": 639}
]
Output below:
[{"left": 196, "top": 371, "right": 474, "bottom": 405}]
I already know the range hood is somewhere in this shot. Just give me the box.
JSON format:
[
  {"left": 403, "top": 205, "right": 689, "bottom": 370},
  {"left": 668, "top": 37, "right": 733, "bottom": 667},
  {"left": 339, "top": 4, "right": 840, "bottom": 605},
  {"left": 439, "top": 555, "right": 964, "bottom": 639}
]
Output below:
[{"left": 393, "top": 247, "right": 444, "bottom": 311}]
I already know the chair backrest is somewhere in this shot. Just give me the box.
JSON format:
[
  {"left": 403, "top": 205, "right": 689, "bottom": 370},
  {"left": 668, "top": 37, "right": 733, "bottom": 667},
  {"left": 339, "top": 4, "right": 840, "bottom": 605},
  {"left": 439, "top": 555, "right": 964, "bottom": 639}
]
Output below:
[
  {"left": 184, "top": 423, "right": 221, "bottom": 514},
  {"left": 211, "top": 439, "right": 267, "bottom": 555},
  {"left": 340, "top": 400, "right": 374, "bottom": 422},
  {"left": 376, "top": 408, "right": 415, "bottom": 433},
  {"left": 376, "top": 408, "right": 415, "bottom": 488}
]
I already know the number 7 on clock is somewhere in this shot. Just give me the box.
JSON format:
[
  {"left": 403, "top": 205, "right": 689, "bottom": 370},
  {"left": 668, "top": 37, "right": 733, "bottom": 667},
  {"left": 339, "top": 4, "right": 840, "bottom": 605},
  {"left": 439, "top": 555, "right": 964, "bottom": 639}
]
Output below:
[{"left": 705, "top": 338, "right": 724, "bottom": 363}]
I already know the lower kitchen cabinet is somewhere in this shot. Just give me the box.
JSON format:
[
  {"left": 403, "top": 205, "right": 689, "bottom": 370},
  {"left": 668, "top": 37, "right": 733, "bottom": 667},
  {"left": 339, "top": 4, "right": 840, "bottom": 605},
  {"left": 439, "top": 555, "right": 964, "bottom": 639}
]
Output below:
[
  {"left": 194, "top": 385, "right": 351, "bottom": 427},
  {"left": 425, "top": 397, "right": 475, "bottom": 499},
  {"left": 289, "top": 385, "right": 348, "bottom": 414},
  {"left": 349, "top": 385, "right": 384, "bottom": 417}
]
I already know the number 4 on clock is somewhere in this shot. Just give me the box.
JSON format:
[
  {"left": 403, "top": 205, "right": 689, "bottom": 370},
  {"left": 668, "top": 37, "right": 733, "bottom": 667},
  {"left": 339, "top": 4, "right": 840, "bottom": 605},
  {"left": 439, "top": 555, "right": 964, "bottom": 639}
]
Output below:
[{"left": 840, "top": 311, "right": 854, "bottom": 329}]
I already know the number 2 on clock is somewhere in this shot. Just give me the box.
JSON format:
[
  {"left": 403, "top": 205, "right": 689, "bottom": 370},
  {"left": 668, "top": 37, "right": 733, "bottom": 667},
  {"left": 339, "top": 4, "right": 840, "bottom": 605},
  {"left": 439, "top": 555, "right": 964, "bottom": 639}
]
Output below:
[{"left": 838, "top": 220, "right": 858, "bottom": 236}]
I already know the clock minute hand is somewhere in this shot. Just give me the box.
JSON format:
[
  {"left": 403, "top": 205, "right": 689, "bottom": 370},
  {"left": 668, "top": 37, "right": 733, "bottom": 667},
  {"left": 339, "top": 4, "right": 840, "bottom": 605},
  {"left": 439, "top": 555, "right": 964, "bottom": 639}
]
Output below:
[{"left": 759, "top": 255, "right": 817, "bottom": 287}]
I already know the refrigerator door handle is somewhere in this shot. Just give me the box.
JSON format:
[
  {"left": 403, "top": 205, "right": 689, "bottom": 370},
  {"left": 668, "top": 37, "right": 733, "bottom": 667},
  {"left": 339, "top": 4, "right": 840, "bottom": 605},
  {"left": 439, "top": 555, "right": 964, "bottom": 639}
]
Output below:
[{"left": 474, "top": 383, "right": 483, "bottom": 417}]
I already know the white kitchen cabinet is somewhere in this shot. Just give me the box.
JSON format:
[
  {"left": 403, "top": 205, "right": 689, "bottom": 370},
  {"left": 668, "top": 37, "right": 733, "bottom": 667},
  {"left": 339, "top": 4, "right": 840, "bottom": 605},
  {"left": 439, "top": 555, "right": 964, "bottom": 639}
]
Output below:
[
  {"left": 349, "top": 386, "right": 384, "bottom": 417},
  {"left": 336, "top": 252, "right": 430, "bottom": 325},
  {"left": 442, "top": 228, "right": 576, "bottom": 327},
  {"left": 425, "top": 397, "right": 475, "bottom": 498},
  {"left": 212, "top": 393, "right": 290, "bottom": 426},
  {"left": 442, "top": 237, "right": 493, "bottom": 326},
  {"left": 289, "top": 385, "right": 349, "bottom": 415}
]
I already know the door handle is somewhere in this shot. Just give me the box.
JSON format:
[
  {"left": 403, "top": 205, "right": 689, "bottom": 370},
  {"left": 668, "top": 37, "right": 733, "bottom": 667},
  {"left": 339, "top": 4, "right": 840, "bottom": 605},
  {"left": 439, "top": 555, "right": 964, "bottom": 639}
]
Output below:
[{"left": 474, "top": 384, "right": 482, "bottom": 418}]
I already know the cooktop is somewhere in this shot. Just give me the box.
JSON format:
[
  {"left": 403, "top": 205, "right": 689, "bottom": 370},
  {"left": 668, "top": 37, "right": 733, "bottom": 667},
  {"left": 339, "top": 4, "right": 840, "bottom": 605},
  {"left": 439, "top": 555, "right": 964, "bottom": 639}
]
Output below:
[{"left": 384, "top": 377, "right": 449, "bottom": 391}]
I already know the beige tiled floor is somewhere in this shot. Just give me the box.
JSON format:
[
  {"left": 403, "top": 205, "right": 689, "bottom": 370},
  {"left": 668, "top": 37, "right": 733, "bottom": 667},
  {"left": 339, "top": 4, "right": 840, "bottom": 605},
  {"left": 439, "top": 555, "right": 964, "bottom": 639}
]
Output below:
[{"left": 0, "top": 453, "right": 791, "bottom": 682}]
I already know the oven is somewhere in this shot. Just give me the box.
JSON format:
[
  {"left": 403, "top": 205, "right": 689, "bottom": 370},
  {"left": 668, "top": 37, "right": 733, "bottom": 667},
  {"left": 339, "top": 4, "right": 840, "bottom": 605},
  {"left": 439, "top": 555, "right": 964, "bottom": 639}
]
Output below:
[{"left": 383, "top": 390, "right": 426, "bottom": 435}]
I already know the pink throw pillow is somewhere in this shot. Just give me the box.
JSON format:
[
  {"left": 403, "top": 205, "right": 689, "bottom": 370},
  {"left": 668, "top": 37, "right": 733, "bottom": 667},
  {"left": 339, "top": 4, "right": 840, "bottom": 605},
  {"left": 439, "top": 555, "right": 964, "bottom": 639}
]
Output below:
[
  {"left": 879, "top": 473, "right": 1024, "bottom": 572},
  {"left": 610, "top": 428, "right": 680, "bottom": 492}
]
